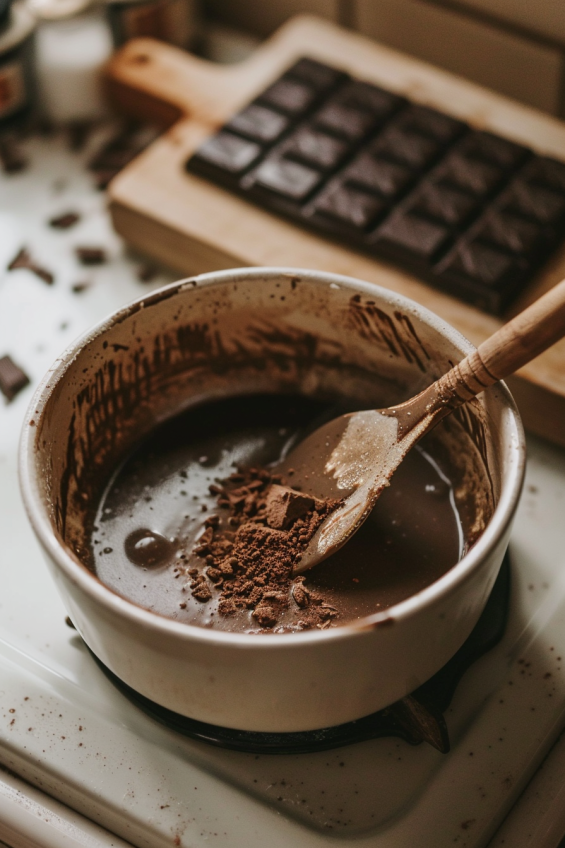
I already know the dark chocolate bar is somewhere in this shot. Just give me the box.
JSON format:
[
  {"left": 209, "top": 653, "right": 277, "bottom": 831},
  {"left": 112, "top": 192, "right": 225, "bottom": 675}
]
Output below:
[{"left": 186, "top": 56, "right": 565, "bottom": 315}]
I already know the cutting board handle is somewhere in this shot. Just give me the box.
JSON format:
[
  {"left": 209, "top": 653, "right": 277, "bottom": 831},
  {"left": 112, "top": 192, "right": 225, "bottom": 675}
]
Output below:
[{"left": 104, "top": 23, "right": 305, "bottom": 128}]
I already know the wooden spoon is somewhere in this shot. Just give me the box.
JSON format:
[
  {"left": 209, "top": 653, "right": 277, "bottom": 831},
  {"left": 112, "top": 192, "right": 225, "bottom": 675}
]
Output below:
[{"left": 282, "top": 279, "right": 565, "bottom": 575}]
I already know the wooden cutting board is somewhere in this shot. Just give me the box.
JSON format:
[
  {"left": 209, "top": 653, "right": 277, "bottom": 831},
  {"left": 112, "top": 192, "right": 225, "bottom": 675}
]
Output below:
[{"left": 104, "top": 14, "right": 565, "bottom": 446}]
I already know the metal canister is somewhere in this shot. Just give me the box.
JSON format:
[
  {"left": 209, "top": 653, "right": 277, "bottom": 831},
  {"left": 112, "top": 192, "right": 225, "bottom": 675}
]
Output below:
[
  {"left": 105, "top": 0, "right": 197, "bottom": 49},
  {"left": 0, "top": 0, "right": 36, "bottom": 128}
]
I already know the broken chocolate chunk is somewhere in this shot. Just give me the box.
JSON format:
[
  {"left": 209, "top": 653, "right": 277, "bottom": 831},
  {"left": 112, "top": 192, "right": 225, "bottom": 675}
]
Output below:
[
  {"left": 265, "top": 484, "right": 315, "bottom": 530},
  {"left": 76, "top": 247, "right": 107, "bottom": 266},
  {"left": 49, "top": 212, "right": 80, "bottom": 230},
  {"left": 0, "top": 138, "right": 28, "bottom": 174},
  {"left": 7, "top": 248, "right": 54, "bottom": 285},
  {"left": 0, "top": 354, "right": 30, "bottom": 402}
]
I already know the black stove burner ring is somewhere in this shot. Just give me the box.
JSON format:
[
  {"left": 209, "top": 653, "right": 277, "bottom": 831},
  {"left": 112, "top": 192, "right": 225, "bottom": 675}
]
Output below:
[{"left": 90, "top": 553, "right": 510, "bottom": 756}]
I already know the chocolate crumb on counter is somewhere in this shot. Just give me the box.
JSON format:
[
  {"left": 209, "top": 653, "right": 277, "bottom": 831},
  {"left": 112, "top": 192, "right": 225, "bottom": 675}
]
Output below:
[
  {"left": 49, "top": 211, "right": 81, "bottom": 229},
  {"left": 67, "top": 122, "right": 94, "bottom": 152},
  {"left": 88, "top": 122, "right": 161, "bottom": 189},
  {"left": 8, "top": 248, "right": 54, "bottom": 285},
  {"left": 75, "top": 247, "right": 106, "bottom": 266},
  {"left": 0, "top": 137, "right": 28, "bottom": 174},
  {"left": 188, "top": 466, "right": 341, "bottom": 630},
  {"left": 137, "top": 263, "right": 158, "bottom": 283},
  {"left": 71, "top": 281, "right": 90, "bottom": 294},
  {"left": 0, "top": 355, "right": 30, "bottom": 402}
]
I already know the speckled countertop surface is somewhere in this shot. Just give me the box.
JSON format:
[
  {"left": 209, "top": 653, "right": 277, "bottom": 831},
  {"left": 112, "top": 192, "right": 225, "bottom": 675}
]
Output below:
[{"left": 1, "top": 126, "right": 565, "bottom": 848}]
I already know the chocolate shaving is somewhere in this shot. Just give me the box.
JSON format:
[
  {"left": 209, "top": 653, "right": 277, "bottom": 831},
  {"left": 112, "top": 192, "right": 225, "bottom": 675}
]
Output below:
[{"left": 7, "top": 248, "right": 54, "bottom": 285}]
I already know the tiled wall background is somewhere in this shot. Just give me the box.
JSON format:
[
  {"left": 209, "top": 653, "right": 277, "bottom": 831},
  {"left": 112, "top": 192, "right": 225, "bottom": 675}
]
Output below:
[{"left": 203, "top": 0, "right": 565, "bottom": 117}]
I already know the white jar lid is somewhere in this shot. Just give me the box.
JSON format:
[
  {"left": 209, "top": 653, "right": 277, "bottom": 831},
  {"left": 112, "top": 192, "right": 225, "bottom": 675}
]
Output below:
[{"left": 28, "top": 0, "right": 93, "bottom": 21}]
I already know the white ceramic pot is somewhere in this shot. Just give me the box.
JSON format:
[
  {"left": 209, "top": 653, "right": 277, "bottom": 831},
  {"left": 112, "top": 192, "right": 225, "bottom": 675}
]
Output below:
[{"left": 19, "top": 268, "right": 525, "bottom": 732}]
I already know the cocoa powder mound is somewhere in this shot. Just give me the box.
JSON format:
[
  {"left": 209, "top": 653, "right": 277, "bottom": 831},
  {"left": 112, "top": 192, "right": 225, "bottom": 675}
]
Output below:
[{"left": 190, "top": 466, "right": 341, "bottom": 630}]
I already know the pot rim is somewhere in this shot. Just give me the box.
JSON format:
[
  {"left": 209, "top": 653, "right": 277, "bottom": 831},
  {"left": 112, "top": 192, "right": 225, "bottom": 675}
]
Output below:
[{"left": 19, "top": 266, "right": 526, "bottom": 649}]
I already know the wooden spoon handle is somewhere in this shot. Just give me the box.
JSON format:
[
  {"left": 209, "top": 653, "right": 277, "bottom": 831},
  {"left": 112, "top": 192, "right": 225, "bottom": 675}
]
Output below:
[{"left": 436, "top": 278, "right": 565, "bottom": 405}]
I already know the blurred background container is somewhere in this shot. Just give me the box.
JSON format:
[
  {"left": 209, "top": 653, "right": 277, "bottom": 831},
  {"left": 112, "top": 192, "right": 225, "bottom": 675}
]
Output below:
[{"left": 201, "top": 0, "right": 565, "bottom": 117}]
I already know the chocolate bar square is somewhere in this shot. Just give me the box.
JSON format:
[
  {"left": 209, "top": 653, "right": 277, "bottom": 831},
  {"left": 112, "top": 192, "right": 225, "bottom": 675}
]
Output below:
[
  {"left": 315, "top": 184, "right": 386, "bottom": 229},
  {"left": 313, "top": 102, "right": 377, "bottom": 142},
  {"left": 440, "top": 242, "right": 518, "bottom": 288},
  {"left": 226, "top": 105, "right": 290, "bottom": 143},
  {"left": 396, "top": 105, "right": 466, "bottom": 143},
  {"left": 476, "top": 212, "right": 543, "bottom": 256},
  {"left": 258, "top": 78, "right": 317, "bottom": 116},
  {"left": 524, "top": 156, "right": 565, "bottom": 193},
  {"left": 252, "top": 157, "right": 322, "bottom": 200},
  {"left": 191, "top": 132, "right": 262, "bottom": 174},
  {"left": 375, "top": 212, "right": 450, "bottom": 260},
  {"left": 408, "top": 183, "right": 478, "bottom": 227},
  {"left": 284, "top": 127, "right": 349, "bottom": 170},
  {"left": 333, "top": 80, "right": 404, "bottom": 120},
  {"left": 372, "top": 128, "right": 440, "bottom": 170},
  {"left": 286, "top": 58, "right": 347, "bottom": 92},
  {"left": 345, "top": 154, "right": 412, "bottom": 198},
  {"left": 458, "top": 131, "right": 529, "bottom": 169},
  {"left": 439, "top": 153, "right": 503, "bottom": 197},
  {"left": 503, "top": 181, "right": 565, "bottom": 225}
]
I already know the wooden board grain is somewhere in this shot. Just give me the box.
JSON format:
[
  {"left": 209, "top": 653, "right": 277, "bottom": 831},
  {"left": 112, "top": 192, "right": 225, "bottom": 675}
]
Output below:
[{"left": 105, "top": 15, "right": 565, "bottom": 446}]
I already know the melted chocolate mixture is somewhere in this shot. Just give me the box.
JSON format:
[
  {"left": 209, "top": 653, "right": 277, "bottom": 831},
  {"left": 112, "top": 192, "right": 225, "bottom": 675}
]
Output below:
[{"left": 91, "top": 394, "right": 463, "bottom": 633}]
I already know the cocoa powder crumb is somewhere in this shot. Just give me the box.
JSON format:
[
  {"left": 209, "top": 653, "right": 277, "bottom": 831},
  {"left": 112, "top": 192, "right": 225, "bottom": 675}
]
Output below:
[
  {"left": 190, "top": 577, "right": 212, "bottom": 602},
  {"left": 187, "top": 466, "right": 341, "bottom": 630}
]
